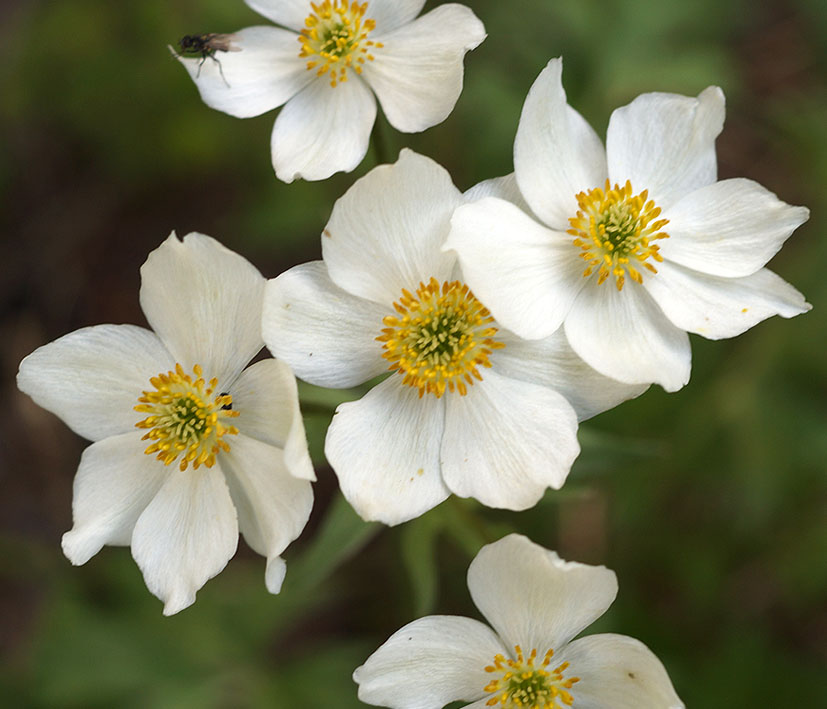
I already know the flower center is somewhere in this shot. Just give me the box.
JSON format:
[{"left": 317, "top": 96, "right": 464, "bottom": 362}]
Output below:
[
  {"left": 484, "top": 645, "right": 580, "bottom": 709},
  {"left": 568, "top": 179, "right": 669, "bottom": 290},
  {"left": 377, "top": 277, "right": 504, "bottom": 398},
  {"left": 134, "top": 363, "right": 239, "bottom": 471},
  {"left": 299, "top": 0, "right": 383, "bottom": 87}
]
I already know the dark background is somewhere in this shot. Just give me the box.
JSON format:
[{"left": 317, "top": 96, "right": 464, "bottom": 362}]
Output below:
[{"left": 2, "top": 0, "right": 825, "bottom": 706}]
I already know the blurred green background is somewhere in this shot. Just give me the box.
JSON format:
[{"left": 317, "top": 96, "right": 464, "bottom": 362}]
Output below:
[{"left": 2, "top": 0, "right": 825, "bottom": 706}]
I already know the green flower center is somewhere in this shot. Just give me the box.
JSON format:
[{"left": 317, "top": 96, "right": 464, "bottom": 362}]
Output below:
[
  {"left": 377, "top": 277, "right": 505, "bottom": 398},
  {"left": 484, "top": 645, "right": 579, "bottom": 709},
  {"left": 568, "top": 179, "right": 670, "bottom": 290},
  {"left": 134, "top": 363, "right": 239, "bottom": 471},
  {"left": 299, "top": 0, "right": 383, "bottom": 87}
]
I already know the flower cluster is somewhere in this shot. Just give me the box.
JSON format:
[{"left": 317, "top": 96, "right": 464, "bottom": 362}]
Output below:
[{"left": 17, "top": 1, "right": 811, "bottom": 706}]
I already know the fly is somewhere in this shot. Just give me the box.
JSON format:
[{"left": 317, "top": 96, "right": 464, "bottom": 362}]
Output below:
[{"left": 177, "top": 33, "right": 239, "bottom": 87}]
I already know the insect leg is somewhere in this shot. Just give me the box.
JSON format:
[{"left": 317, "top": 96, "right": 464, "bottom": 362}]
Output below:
[{"left": 210, "top": 53, "right": 230, "bottom": 88}]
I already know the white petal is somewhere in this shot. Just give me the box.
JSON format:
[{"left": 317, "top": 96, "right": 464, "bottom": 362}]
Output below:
[
  {"left": 464, "top": 173, "right": 533, "bottom": 216},
  {"left": 220, "top": 433, "right": 314, "bottom": 594},
  {"left": 231, "top": 359, "right": 316, "bottom": 481},
  {"left": 660, "top": 178, "right": 809, "bottom": 277},
  {"left": 131, "top": 464, "right": 239, "bottom": 615},
  {"left": 263, "top": 557, "right": 287, "bottom": 595},
  {"left": 243, "top": 0, "right": 310, "bottom": 31},
  {"left": 140, "top": 232, "right": 265, "bottom": 386},
  {"left": 244, "top": 0, "right": 426, "bottom": 33},
  {"left": 366, "top": 0, "right": 427, "bottom": 32},
  {"left": 607, "top": 86, "right": 725, "bottom": 210},
  {"left": 494, "top": 329, "right": 647, "bottom": 421},
  {"left": 644, "top": 261, "right": 810, "bottom": 340},
  {"left": 446, "top": 197, "right": 584, "bottom": 339},
  {"left": 564, "top": 282, "right": 691, "bottom": 392},
  {"left": 514, "top": 58, "right": 608, "bottom": 231},
  {"left": 323, "top": 149, "right": 461, "bottom": 304},
  {"left": 17, "top": 325, "right": 173, "bottom": 442},
  {"left": 558, "top": 634, "right": 684, "bottom": 709},
  {"left": 441, "top": 369, "right": 580, "bottom": 510},
  {"left": 175, "top": 27, "right": 311, "bottom": 118},
  {"left": 61, "top": 432, "right": 169, "bottom": 565},
  {"left": 324, "top": 376, "right": 449, "bottom": 525},
  {"left": 354, "top": 615, "right": 505, "bottom": 708},
  {"left": 261, "top": 262, "right": 387, "bottom": 388},
  {"left": 467, "top": 534, "right": 618, "bottom": 653},
  {"left": 364, "top": 4, "right": 485, "bottom": 133},
  {"left": 270, "top": 75, "right": 376, "bottom": 182}
]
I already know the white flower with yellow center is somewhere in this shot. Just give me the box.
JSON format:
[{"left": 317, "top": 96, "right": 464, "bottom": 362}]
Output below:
[
  {"left": 17, "top": 233, "right": 315, "bottom": 615},
  {"left": 176, "top": 0, "right": 485, "bottom": 182},
  {"left": 261, "top": 150, "right": 644, "bottom": 525},
  {"left": 354, "top": 534, "right": 684, "bottom": 709},
  {"left": 446, "top": 58, "right": 811, "bottom": 392}
]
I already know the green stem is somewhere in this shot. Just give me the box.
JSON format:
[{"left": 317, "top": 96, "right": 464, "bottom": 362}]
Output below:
[
  {"left": 445, "top": 496, "right": 496, "bottom": 553},
  {"left": 370, "top": 117, "right": 391, "bottom": 166},
  {"left": 298, "top": 401, "right": 339, "bottom": 417}
]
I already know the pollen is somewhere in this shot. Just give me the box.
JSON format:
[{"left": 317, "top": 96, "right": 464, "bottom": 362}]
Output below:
[
  {"left": 568, "top": 179, "right": 670, "bottom": 291},
  {"left": 484, "top": 645, "right": 580, "bottom": 709},
  {"left": 134, "top": 363, "right": 239, "bottom": 472},
  {"left": 377, "top": 277, "right": 505, "bottom": 399},
  {"left": 299, "top": 0, "right": 384, "bottom": 88}
]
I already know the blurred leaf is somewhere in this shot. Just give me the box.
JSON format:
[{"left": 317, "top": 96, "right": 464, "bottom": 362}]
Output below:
[
  {"left": 574, "top": 425, "right": 669, "bottom": 478},
  {"left": 297, "top": 380, "right": 364, "bottom": 465},
  {"left": 400, "top": 509, "right": 444, "bottom": 615},
  {"left": 270, "top": 641, "right": 371, "bottom": 707},
  {"left": 283, "top": 492, "right": 379, "bottom": 598}
]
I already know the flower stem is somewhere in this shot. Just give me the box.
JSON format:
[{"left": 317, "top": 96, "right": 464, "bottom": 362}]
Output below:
[
  {"left": 370, "top": 117, "right": 390, "bottom": 166},
  {"left": 445, "top": 496, "right": 496, "bottom": 553}
]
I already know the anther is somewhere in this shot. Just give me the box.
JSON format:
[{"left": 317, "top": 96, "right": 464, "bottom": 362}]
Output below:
[
  {"left": 134, "top": 364, "right": 239, "bottom": 471},
  {"left": 568, "top": 179, "right": 669, "bottom": 290},
  {"left": 299, "top": 1, "right": 378, "bottom": 85},
  {"left": 377, "top": 278, "right": 504, "bottom": 398}
]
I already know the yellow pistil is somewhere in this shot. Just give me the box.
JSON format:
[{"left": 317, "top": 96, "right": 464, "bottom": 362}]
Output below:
[
  {"left": 134, "top": 363, "right": 239, "bottom": 472},
  {"left": 484, "top": 645, "right": 580, "bottom": 709},
  {"left": 377, "top": 277, "right": 505, "bottom": 399},
  {"left": 568, "top": 179, "right": 670, "bottom": 290},
  {"left": 299, "top": 0, "right": 383, "bottom": 88}
]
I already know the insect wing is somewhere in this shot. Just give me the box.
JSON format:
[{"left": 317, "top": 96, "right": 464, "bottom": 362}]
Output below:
[{"left": 205, "top": 34, "right": 240, "bottom": 53}]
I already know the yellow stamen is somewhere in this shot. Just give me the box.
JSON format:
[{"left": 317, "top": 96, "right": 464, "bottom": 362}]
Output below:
[
  {"left": 484, "top": 645, "right": 580, "bottom": 708},
  {"left": 299, "top": 1, "right": 383, "bottom": 87},
  {"left": 377, "top": 277, "right": 504, "bottom": 398},
  {"left": 134, "top": 363, "right": 239, "bottom": 471},
  {"left": 568, "top": 179, "right": 669, "bottom": 290}
]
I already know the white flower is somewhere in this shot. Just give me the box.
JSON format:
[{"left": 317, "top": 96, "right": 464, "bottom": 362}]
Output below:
[
  {"left": 17, "top": 233, "right": 315, "bottom": 615},
  {"left": 176, "top": 0, "right": 485, "bottom": 182},
  {"left": 446, "top": 58, "right": 810, "bottom": 392},
  {"left": 354, "top": 534, "right": 684, "bottom": 709},
  {"left": 261, "top": 150, "right": 643, "bottom": 525}
]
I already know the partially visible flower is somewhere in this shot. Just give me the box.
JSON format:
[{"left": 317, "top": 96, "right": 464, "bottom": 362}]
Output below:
[
  {"left": 354, "top": 534, "right": 684, "bottom": 709},
  {"left": 176, "top": 0, "right": 485, "bottom": 182},
  {"left": 17, "top": 233, "right": 314, "bottom": 615},
  {"left": 447, "top": 58, "right": 810, "bottom": 392},
  {"left": 261, "top": 149, "right": 644, "bottom": 525}
]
